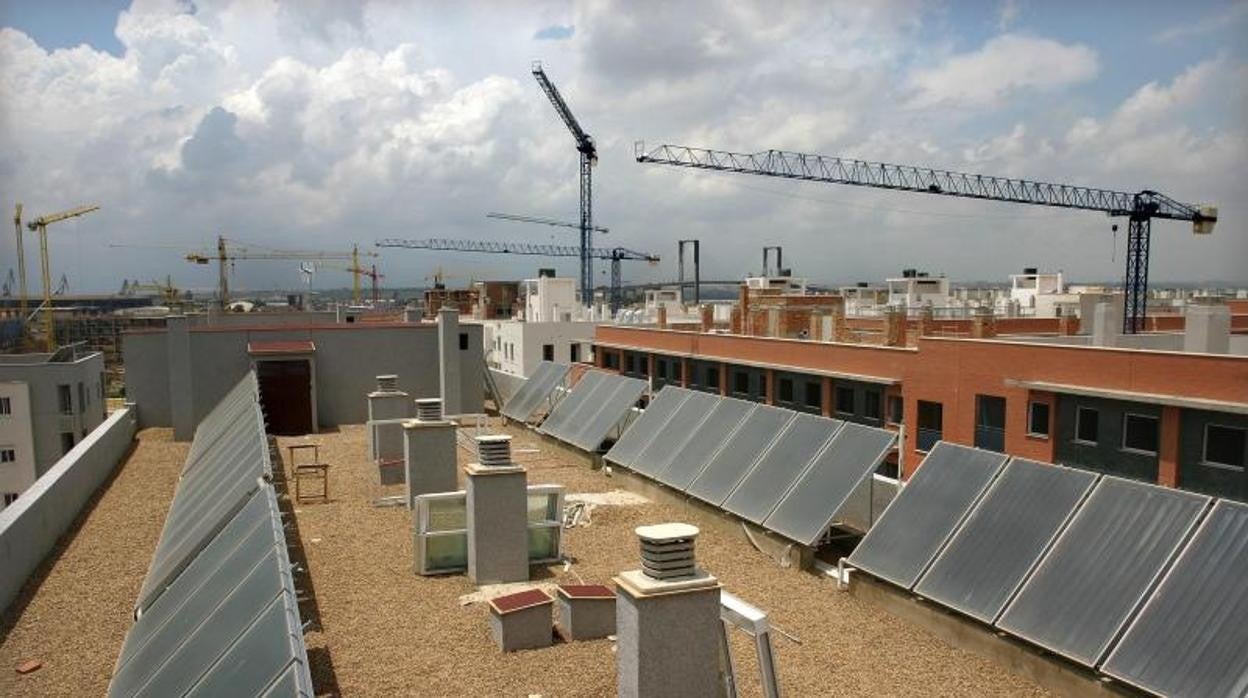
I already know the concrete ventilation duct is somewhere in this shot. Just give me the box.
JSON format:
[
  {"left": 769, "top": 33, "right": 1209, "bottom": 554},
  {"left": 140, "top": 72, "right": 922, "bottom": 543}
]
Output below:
[
  {"left": 415, "top": 398, "right": 443, "bottom": 422},
  {"left": 476, "top": 434, "right": 513, "bottom": 467},
  {"left": 376, "top": 374, "right": 399, "bottom": 393},
  {"left": 636, "top": 523, "right": 699, "bottom": 580}
]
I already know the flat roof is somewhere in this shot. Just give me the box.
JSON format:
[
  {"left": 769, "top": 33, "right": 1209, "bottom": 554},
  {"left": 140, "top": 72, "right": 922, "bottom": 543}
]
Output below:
[{"left": 1007, "top": 379, "right": 1248, "bottom": 415}]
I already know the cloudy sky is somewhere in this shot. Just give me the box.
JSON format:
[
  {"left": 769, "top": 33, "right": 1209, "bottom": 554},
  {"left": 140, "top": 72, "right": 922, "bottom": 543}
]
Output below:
[{"left": 1, "top": 0, "right": 1245, "bottom": 296}]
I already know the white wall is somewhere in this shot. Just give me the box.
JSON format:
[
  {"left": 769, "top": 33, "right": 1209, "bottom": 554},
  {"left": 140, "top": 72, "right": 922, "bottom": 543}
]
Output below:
[
  {"left": 486, "top": 320, "right": 597, "bottom": 378},
  {"left": 0, "top": 382, "right": 36, "bottom": 511}
]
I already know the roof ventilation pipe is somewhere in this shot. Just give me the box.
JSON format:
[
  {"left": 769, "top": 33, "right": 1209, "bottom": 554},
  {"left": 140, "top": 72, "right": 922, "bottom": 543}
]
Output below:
[
  {"left": 415, "top": 398, "right": 443, "bottom": 422},
  {"left": 377, "top": 374, "right": 399, "bottom": 392},
  {"left": 637, "top": 523, "right": 699, "bottom": 580},
  {"left": 476, "top": 434, "right": 514, "bottom": 467}
]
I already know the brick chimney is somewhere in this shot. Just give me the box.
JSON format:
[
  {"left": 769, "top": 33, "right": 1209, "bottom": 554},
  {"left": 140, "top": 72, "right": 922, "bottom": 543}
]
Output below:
[
  {"left": 699, "top": 304, "right": 714, "bottom": 333},
  {"left": 656, "top": 304, "right": 667, "bottom": 330},
  {"left": 971, "top": 306, "right": 997, "bottom": 339},
  {"left": 918, "top": 303, "right": 935, "bottom": 337},
  {"left": 884, "top": 306, "right": 908, "bottom": 347}
]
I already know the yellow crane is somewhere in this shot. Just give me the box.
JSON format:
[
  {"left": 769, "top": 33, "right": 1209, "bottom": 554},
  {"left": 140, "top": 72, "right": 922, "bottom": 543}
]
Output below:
[
  {"left": 187, "top": 235, "right": 375, "bottom": 309},
  {"left": 121, "top": 275, "right": 183, "bottom": 306},
  {"left": 320, "top": 256, "right": 384, "bottom": 304},
  {"left": 26, "top": 203, "right": 100, "bottom": 350},
  {"left": 12, "top": 204, "right": 26, "bottom": 328}
]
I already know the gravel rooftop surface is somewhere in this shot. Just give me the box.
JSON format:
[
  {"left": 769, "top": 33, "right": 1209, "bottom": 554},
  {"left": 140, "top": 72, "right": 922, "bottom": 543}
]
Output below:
[
  {"left": 0, "top": 428, "right": 187, "bottom": 698},
  {"left": 280, "top": 421, "right": 1051, "bottom": 698}
]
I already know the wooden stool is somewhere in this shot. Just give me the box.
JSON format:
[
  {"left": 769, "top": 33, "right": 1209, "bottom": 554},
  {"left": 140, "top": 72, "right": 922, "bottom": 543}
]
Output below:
[{"left": 288, "top": 444, "right": 329, "bottom": 503}]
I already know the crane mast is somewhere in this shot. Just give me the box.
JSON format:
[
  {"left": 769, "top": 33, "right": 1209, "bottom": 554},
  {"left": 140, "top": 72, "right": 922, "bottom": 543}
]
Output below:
[
  {"left": 532, "top": 62, "right": 597, "bottom": 307},
  {"left": 26, "top": 203, "right": 100, "bottom": 350},
  {"left": 635, "top": 142, "right": 1217, "bottom": 333}
]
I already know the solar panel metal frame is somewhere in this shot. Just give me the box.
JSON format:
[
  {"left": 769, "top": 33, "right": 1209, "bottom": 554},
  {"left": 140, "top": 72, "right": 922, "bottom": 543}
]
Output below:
[
  {"left": 995, "top": 476, "right": 1211, "bottom": 668},
  {"left": 567, "top": 375, "right": 647, "bottom": 452},
  {"left": 632, "top": 390, "right": 720, "bottom": 479},
  {"left": 762, "top": 422, "right": 898, "bottom": 546},
  {"left": 721, "top": 413, "right": 844, "bottom": 525},
  {"left": 687, "top": 405, "right": 795, "bottom": 506},
  {"left": 912, "top": 458, "right": 1098, "bottom": 624},
  {"left": 537, "top": 370, "right": 607, "bottom": 437},
  {"left": 1101, "top": 499, "right": 1248, "bottom": 698},
  {"left": 846, "top": 442, "right": 1008, "bottom": 590},
  {"left": 500, "top": 361, "right": 570, "bottom": 423},
  {"left": 545, "top": 373, "right": 619, "bottom": 443},
  {"left": 656, "top": 398, "right": 757, "bottom": 491},
  {"left": 604, "top": 386, "right": 691, "bottom": 469}
]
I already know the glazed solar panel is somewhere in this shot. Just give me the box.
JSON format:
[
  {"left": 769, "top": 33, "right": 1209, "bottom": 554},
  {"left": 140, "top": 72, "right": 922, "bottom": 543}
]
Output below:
[
  {"left": 110, "top": 488, "right": 312, "bottom": 697},
  {"left": 500, "top": 362, "right": 569, "bottom": 422},
  {"left": 913, "top": 459, "right": 1097, "bottom": 623},
  {"left": 722, "top": 414, "right": 843, "bottom": 524},
  {"left": 657, "top": 398, "right": 756, "bottom": 491},
  {"left": 1103, "top": 500, "right": 1248, "bottom": 698},
  {"left": 185, "top": 376, "right": 259, "bottom": 465},
  {"left": 687, "top": 405, "right": 794, "bottom": 505},
  {"left": 846, "top": 443, "right": 1007, "bottom": 589},
  {"left": 632, "top": 390, "right": 720, "bottom": 479},
  {"left": 996, "top": 477, "right": 1209, "bottom": 667},
  {"left": 135, "top": 396, "right": 271, "bottom": 614},
  {"left": 538, "top": 370, "right": 606, "bottom": 437},
  {"left": 763, "top": 423, "right": 898, "bottom": 546},
  {"left": 544, "top": 373, "right": 619, "bottom": 444},
  {"left": 567, "top": 375, "right": 647, "bottom": 451},
  {"left": 604, "top": 387, "right": 689, "bottom": 469}
]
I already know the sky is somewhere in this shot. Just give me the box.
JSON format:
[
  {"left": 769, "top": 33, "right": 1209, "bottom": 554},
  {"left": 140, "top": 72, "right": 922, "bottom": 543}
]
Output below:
[{"left": 0, "top": 0, "right": 1245, "bottom": 296}]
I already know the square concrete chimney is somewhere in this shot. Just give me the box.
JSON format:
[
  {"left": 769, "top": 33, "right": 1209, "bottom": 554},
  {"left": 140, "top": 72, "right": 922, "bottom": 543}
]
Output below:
[
  {"left": 466, "top": 435, "right": 529, "bottom": 584},
  {"left": 614, "top": 523, "right": 721, "bottom": 698},
  {"left": 368, "top": 375, "right": 410, "bottom": 463}
]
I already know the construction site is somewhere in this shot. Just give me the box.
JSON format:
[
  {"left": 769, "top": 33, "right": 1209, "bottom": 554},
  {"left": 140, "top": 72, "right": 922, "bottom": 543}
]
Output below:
[{"left": 1, "top": 3, "right": 1247, "bottom": 697}]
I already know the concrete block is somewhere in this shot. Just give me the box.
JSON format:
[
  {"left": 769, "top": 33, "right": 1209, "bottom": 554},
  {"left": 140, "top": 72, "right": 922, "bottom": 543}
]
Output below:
[
  {"left": 466, "top": 464, "right": 529, "bottom": 584},
  {"left": 615, "top": 576, "right": 722, "bottom": 698},
  {"left": 404, "top": 420, "right": 458, "bottom": 506},
  {"left": 368, "top": 391, "right": 409, "bottom": 461},
  {"left": 555, "top": 584, "right": 616, "bottom": 641},
  {"left": 438, "top": 307, "right": 463, "bottom": 416},
  {"left": 488, "top": 588, "right": 553, "bottom": 652}
]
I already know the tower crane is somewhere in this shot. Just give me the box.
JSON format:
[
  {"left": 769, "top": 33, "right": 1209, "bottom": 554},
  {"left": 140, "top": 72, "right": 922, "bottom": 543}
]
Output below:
[
  {"left": 26, "top": 203, "right": 100, "bottom": 350},
  {"left": 635, "top": 142, "right": 1217, "bottom": 334},
  {"left": 532, "top": 62, "right": 597, "bottom": 307},
  {"left": 486, "top": 212, "right": 609, "bottom": 234},
  {"left": 375, "top": 238, "right": 660, "bottom": 313},
  {"left": 186, "top": 235, "right": 374, "bottom": 309},
  {"left": 318, "top": 259, "right": 385, "bottom": 303}
]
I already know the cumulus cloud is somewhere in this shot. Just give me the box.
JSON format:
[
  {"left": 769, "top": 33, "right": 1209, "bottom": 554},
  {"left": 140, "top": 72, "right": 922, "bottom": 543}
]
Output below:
[{"left": 906, "top": 34, "right": 1098, "bottom": 109}]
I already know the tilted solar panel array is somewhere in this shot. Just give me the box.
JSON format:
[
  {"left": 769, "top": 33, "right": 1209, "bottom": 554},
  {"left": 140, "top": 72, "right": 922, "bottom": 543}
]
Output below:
[
  {"left": 538, "top": 369, "right": 647, "bottom": 452},
  {"left": 499, "top": 361, "right": 570, "bottom": 423},
  {"left": 605, "top": 385, "right": 897, "bottom": 548},
  {"left": 111, "top": 372, "right": 313, "bottom": 698},
  {"left": 847, "top": 441, "right": 1244, "bottom": 694}
]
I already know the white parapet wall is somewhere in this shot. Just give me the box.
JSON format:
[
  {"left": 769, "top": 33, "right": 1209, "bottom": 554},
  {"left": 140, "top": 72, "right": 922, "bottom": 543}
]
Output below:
[{"left": 0, "top": 406, "right": 137, "bottom": 613}]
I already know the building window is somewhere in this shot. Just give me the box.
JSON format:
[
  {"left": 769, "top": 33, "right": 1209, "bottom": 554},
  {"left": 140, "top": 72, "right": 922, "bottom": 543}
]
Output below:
[
  {"left": 1122, "top": 413, "right": 1159, "bottom": 455},
  {"left": 58, "top": 384, "right": 73, "bottom": 415},
  {"left": 60, "top": 432, "right": 75, "bottom": 455},
  {"left": 603, "top": 351, "right": 619, "bottom": 370},
  {"left": 705, "top": 366, "right": 720, "bottom": 390},
  {"left": 864, "top": 391, "right": 882, "bottom": 420},
  {"left": 570, "top": 344, "right": 580, "bottom": 363},
  {"left": 835, "top": 386, "right": 855, "bottom": 415},
  {"left": 917, "top": 400, "right": 943, "bottom": 451},
  {"left": 0, "top": 448, "right": 14, "bottom": 463},
  {"left": 0, "top": 396, "right": 10, "bottom": 415},
  {"left": 1028, "top": 402, "right": 1051, "bottom": 437},
  {"left": 2, "top": 493, "right": 17, "bottom": 507},
  {"left": 543, "top": 344, "right": 554, "bottom": 361},
  {"left": 733, "top": 370, "right": 749, "bottom": 395},
  {"left": 804, "top": 381, "right": 822, "bottom": 411},
  {"left": 458, "top": 333, "right": 469, "bottom": 351},
  {"left": 1075, "top": 407, "right": 1099, "bottom": 444},
  {"left": 77, "top": 382, "right": 85, "bottom": 413},
  {"left": 624, "top": 353, "right": 635, "bottom": 373},
  {"left": 975, "top": 395, "right": 1007, "bottom": 453},
  {"left": 1203, "top": 424, "right": 1247, "bottom": 469},
  {"left": 887, "top": 395, "right": 903, "bottom": 424},
  {"left": 778, "top": 377, "right": 794, "bottom": 403}
]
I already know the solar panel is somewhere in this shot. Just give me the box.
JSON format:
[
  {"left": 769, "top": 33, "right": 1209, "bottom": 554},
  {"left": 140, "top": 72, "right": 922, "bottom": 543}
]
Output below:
[
  {"left": 604, "top": 387, "right": 690, "bottom": 469},
  {"left": 633, "top": 390, "right": 720, "bottom": 479},
  {"left": 722, "top": 414, "right": 843, "bottom": 524},
  {"left": 912, "top": 459, "right": 1097, "bottom": 623},
  {"left": 136, "top": 397, "right": 271, "bottom": 614},
  {"left": 1102, "top": 500, "right": 1248, "bottom": 697},
  {"left": 996, "top": 477, "right": 1209, "bottom": 667},
  {"left": 687, "top": 406, "right": 794, "bottom": 506},
  {"left": 846, "top": 442, "right": 1007, "bottom": 589},
  {"left": 657, "top": 398, "right": 756, "bottom": 491},
  {"left": 538, "top": 370, "right": 607, "bottom": 437},
  {"left": 110, "top": 489, "right": 312, "bottom": 698},
  {"left": 546, "top": 374, "right": 619, "bottom": 444},
  {"left": 567, "top": 376, "right": 647, "bottom": 451},
  {"left": 763, "top": 423, "right": 897, "bottom": 546},
  {"left": 500, "top": 362, "right": 570, "bottom": 422}
]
